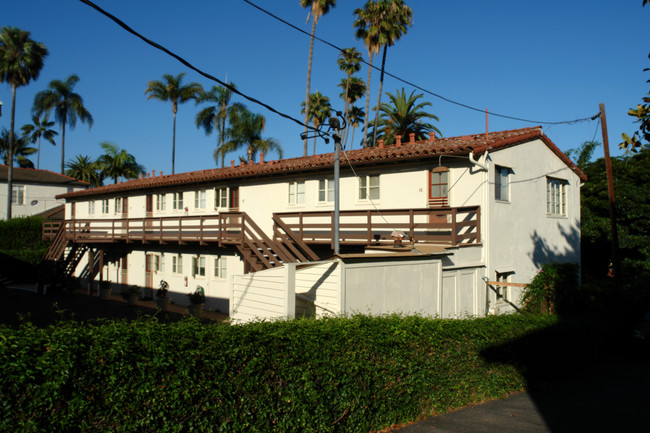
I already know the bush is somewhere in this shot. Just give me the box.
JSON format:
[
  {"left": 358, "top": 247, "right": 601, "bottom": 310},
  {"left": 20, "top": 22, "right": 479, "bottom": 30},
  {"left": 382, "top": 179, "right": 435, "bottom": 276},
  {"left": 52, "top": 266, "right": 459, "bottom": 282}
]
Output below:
[
  {"left": 0, "top": 216, "right": 49, "bottom": 265},
  {"left": 0, "top": 313, "right": 611, "bottom": 433},
  {"left": 520, "top": 263, "right": 579, "bottom": 315}
]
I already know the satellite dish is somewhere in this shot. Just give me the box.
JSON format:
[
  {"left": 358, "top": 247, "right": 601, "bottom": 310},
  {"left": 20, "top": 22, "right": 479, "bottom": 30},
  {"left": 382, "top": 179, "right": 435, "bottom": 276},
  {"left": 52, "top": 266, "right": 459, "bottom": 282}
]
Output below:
[{"left": 30, "top": 200, "right": 39, "bottom": 206}]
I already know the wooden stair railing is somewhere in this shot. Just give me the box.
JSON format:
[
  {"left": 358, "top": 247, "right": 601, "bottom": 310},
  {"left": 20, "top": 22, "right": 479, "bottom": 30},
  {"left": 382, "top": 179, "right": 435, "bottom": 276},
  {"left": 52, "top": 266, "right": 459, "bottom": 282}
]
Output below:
[
  {"left": 43, "top": 223, "right": 69, "bottom": 261},
  {"left": 272, "top": 213, "right": 319, "bottom": 262}
]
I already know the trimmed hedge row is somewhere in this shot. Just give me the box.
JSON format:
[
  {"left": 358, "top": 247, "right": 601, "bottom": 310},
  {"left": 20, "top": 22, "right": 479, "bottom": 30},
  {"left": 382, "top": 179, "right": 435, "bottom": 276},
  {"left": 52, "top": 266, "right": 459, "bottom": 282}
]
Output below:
[
  {"left": 0, "top": 314, "right": 609, "bottom": 432},
  {"left": 0, "top": 216, "right": 49, "bottom": 265}
]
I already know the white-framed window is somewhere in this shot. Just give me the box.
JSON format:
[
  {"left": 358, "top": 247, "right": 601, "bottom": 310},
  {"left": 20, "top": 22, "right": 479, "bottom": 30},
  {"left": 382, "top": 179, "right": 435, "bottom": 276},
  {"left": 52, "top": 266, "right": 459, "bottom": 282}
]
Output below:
[
  {"left": 318, "top": 179, "right": 334, "bottom": 203},
  {"left": 114, "top": 197, "right": 123, "bottom": 214},
  {"left": 546, "top": 177, "right": 568, "bottom": 217},
  {"left": 496, "top": 271, "right": 514, "bottom": 302},
  {"left": 101, "top": 199, "right": 109, "bottom": 214},
  {"left": 172, "top": 255, "right": 183, "bottom": 274},
  {"left": 172, "top": 192, "right": 184, "bottom": 210},
  {"left": 359, "top": 174, "right": 380, "bottom": 200},
  {"left": 192, "top": 255, "right": 206, "bottom": 277},
  {"left": 88, "top": 200, "right": 95, "bottom": 215},
  {"left": 429, "top": 167, "right": 449, "bottom": 207},
  {"left": 194, "top": 190, "right": 206, "bottom": 209},
  {"left": 214, "top": 257, "right": 227, "bottom": 279},
  {"left": 156, "top": 193, "right": 166, "bottom": 211},
  {"left": 152, "top": 254, "right": 162, "bottom": 272},
  {"left": 288, "top": 181, "right": 305, "bottom": 205},
  {"left": 215, "top": 187, "right": 229, "bottom": 209},
  {"left": 495, "top": 166, "right": 510, "bottom": 202},
  {"left": 11, "top": 185, "right": 25, "bottom": 205}
]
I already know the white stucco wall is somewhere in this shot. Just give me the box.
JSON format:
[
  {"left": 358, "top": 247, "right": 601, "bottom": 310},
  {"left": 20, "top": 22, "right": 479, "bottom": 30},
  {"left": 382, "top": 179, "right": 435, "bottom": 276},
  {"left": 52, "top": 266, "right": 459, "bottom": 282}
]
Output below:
[{"left": 0, "top": 183, "right": 81, "bottom": 220}]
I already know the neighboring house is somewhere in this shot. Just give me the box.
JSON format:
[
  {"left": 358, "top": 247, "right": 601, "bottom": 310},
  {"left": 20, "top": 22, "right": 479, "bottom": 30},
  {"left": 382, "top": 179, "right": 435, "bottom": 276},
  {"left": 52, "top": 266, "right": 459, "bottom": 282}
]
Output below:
[
  {"left": 0, "top": 165, "right": 89, "bottom": 220},
  {"left": 49, "top": 127, "right": 585, "bottom": 321}
]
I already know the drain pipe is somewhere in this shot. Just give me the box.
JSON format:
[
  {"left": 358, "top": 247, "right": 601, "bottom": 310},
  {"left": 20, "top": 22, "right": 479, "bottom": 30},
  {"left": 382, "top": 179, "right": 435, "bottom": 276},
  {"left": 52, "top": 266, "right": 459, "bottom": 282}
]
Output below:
[{"left": 469, "top": 151, "right": 488, "bottom": 171}]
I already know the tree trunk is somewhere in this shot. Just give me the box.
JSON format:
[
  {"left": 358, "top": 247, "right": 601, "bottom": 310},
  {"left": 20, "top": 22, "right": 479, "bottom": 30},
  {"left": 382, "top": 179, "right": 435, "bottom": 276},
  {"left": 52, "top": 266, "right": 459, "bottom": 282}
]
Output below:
[
  {"left": 37, "top": 136, "right": 41, "bottom": 170},
  {"left": 6, "top": 84, "right": 17, "bottom": 220},
  {"left": 362, "top": 54, "right": 374, "bottom": 148},
  {"left": 60, "top": 113, "right": 67, "bottom": 175},
  {"left": 372, "top": 45, "right": 388, "bottom": 147},
  {"left": 303, "top": 19, "right": 317, "bottom": 157},
  {"left": 172, "top": 111, "right": 177, "bottom": 174}
]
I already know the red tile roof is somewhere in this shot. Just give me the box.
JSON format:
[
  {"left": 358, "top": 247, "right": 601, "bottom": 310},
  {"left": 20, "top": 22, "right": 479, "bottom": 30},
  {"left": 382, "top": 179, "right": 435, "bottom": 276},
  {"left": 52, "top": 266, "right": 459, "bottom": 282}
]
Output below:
[
  {"left": 0, "top": 165, "right": 90, "bottom": 186},
  {"left": 57, "top": 126, "right": 585, "bottom": 199}
]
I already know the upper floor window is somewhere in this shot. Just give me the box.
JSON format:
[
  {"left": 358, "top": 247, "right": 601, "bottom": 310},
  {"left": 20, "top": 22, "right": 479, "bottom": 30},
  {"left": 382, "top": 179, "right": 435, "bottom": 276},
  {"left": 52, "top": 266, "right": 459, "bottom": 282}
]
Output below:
[
  {"left": 88, "top": 200, "right": 95, "bottom": 215},
  {"left": 318, "top": 179, "right": 334, "bottom": 203},
  {"left": 156, "top": 193, "right": 166, "bottom": 211},
  {"left": 194, "top": 190, "right": 206, "bottom": 209},
  {"left": 11, "top": 185, "right": 25, "bottom": 205},
  {"left": 495, "top": 166, "right": 510, "bottom": 202},
  {"left": 172, "top": 192, "right": 184, "bottom": 210},
  {"left": 288, "top": 181, "right": 305, "bottom": 205},
  {"left": 114, "top": 197, "right": 123, "bottom": 214},
  {"left": 215, "top": 187, "right": 229, "bottom": 209},
  {"left": 102, "top": 199, "right": 109, "bottom": 214},
  {"left": 429, "top": 167, "right": 449, "bottom": 207},
  {"left": 546, "top": 177, "right": 568, "bottom": 217},
  {"left": 359, "top": 174, "right": 380, "bottom": 200}
]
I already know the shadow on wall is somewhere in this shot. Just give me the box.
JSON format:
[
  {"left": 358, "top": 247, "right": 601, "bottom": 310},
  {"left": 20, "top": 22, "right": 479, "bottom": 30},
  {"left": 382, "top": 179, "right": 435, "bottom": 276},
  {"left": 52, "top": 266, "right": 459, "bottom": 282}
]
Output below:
[{"left": 529, "top": 223, "right": 580, "bottom": 270}]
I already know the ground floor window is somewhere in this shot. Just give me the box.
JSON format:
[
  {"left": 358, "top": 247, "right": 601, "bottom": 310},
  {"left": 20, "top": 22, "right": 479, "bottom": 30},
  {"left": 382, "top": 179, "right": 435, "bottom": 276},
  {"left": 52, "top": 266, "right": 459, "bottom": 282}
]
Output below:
[
  {"left": 214, "top": 257, "right": 227, "bottom": 279},
  {"left": 172, "top": 255, "right": 183, "bottom": 274},
  {"left": 192, "top": 256, "right": 206, "bottom": 277},
  {"left": 495, "top": 271, "right": 514, "bottom": 302}
]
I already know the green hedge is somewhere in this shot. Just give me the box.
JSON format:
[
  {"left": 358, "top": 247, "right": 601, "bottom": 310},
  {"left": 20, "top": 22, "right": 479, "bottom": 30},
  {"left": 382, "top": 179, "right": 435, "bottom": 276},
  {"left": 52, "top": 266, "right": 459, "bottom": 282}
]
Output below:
[
  {"left": 0, "top": 314, "right": 610, "bottom": 433},
  {"left": 0, "top": 216, "right": 49, "bottom": 265}
]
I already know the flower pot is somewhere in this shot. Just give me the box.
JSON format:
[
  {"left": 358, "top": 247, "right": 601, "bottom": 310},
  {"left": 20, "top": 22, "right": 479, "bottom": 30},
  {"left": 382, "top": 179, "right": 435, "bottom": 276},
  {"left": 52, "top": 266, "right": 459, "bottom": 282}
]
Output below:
[
  {"left": 99, "top": 287, "right": 112, "bottom": 300},
  {"left": 126, "top": 293, "right": 138, "bottom": 306},
  {"left": 156, "top": 297, "right": 171, "bottom": 312},
  {"left": 188, "top": 303, "right": 204, "bottom": 317}
]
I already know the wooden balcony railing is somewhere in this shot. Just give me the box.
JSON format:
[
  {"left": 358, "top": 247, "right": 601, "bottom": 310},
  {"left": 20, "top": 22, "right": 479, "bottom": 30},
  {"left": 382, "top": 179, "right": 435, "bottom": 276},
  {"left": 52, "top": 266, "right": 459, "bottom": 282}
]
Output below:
[{"left": 273, "top": 206, "right": 481, "bottom": 248}]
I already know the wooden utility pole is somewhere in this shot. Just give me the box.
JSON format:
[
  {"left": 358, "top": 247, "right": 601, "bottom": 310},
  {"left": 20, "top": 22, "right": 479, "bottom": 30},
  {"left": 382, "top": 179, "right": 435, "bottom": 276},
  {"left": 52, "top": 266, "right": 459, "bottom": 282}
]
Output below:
[{"left": 599, "top": 103, "right": 620, "bottom": 278}]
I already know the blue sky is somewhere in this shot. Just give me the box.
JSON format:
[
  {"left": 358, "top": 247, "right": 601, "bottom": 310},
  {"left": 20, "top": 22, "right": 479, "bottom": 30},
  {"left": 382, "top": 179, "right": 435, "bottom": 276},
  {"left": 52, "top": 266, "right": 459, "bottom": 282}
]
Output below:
[{"left": 2, "top": 0, "right": 648, "bottom": 177}]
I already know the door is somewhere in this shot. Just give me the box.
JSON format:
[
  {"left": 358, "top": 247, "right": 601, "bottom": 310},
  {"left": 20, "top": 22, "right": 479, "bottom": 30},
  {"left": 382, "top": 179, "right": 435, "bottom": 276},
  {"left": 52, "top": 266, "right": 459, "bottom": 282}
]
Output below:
[
  {"left": 145, "top": 193, "right": 154, "bottom": 234},
  {"left": 120, "top": 256, "right": 128, "bottom": 286},
  {"left": 229, "top": 186, "right": 239, "bottom": 211}
]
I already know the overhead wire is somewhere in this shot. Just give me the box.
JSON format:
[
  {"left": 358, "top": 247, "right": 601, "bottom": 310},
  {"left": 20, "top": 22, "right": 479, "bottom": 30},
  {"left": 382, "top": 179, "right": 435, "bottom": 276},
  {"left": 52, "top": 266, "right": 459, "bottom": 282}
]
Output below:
[{"left": 242, "top": 0, "right": 599, "bottom": 126}]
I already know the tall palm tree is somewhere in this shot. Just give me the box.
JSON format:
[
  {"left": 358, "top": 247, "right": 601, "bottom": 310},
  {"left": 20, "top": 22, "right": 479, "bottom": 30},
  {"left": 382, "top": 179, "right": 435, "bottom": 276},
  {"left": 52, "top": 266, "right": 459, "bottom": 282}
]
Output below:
[
  {"left": 0, "top": 128, "right": 37, "bottom": 168},
  {"left": 346, "top": 105, "right": 365, "bottom": 149},
  {"left": 32, "top": 74, "right": 93, "bottom": 174},
  {"left": 337, "top": 47, "right": 363, "bottom": 126},
  {"left": 300, "top": 91, "right": 332, "bottom": 155},
  {"left": 20, "top": 114, "right": 57, "bottom": 169},
  {"left": 300, "top": 0, "right": 337, "bottom": 156},
  {"left": 0, "top": 26, "right": 48, "bottom": 218},
  {"left": 228, "top": 108, "right": 283, "bottom": 163},
  {"left": 367, "top": 88, "right": 440, "bottom": 146},
  {"left": 65, "top": 155, "right": 102, "bottom": 187},
  {"left": 95, "top": 142, "right": 146, "bottom": 184},
  {"left": 338, "top": 76, "right": 366, "bottom": 147},
  {"left": 195, "top": 83, "right": 246, "bottom": 168},
  {"left": 145, "top": 73, "right": 202, "bottom": 174}
]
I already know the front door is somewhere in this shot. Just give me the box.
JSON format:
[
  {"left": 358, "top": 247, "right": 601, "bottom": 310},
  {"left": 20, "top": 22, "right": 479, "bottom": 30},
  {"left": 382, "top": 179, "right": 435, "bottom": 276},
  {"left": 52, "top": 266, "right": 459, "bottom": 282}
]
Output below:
[
  {"left": 120, "top": 256, "right": 128, "bottom": 286},
  {"left": 230, "top": 186, "right": 239, "bottom": 211}
]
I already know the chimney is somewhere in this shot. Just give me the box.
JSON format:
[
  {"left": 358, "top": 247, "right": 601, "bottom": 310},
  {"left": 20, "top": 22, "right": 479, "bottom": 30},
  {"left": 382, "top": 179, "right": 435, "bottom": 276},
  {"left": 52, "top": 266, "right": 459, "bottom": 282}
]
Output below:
[
  {"left": 378, "top": 139, "right": 384, "bottom": 148},
  {"left": 396, "top": 135, "right": 402, "bottom": 147},
  {"left": 159, "top": 171, "right": 163, "bottom": 177},
  {"left": 151, "top": 169, "right": 155, "bottom": 178},
  {"left": 231, "top": 160, "right": 235, "bottom": 168},
  {"left": 429, "top": 131, "right": 436, "bottom": 141},
  {"left": 409, "top": 133, "right": 415, "bottom": 144},
  {"left": 260, "top": 152, "right": 264, "bottom": 163}
]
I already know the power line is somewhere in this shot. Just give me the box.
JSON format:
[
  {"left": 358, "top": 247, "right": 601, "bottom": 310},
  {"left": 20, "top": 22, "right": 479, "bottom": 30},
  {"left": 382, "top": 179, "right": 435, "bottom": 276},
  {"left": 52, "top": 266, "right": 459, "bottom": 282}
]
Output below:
[
  {"left": 243, "top": 0, "right": 599, "bottom": 126},
  {"left": 77, "top": 0, "right": 318, "bottom": 134}
]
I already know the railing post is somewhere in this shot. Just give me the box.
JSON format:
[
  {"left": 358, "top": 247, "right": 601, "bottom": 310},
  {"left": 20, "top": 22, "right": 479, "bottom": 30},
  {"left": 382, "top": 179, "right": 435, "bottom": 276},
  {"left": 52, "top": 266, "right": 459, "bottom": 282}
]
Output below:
[
  {"left": 367, "top": 210, "right": 372, "bottom": 243},
  {"left": 178, "top": 217, "right": 182, "bottom": 243},
  {"left": 409, "top": 209, "right": 415, "bottom": 240},
  {"left": 475, "top": 206, "right": 481, "bottom": 244},
  {"left": 200, "top": 215, "right": 205, "bottom": 241}
]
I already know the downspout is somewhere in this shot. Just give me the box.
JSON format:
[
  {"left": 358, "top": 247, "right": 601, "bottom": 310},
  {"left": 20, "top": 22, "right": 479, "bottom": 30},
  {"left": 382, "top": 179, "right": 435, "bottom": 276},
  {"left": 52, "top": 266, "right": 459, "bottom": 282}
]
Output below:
[
  {"left": 469, "top": 151, "right": 488, "bottom": 171},
  {"left": 469, "top": 151, "right": 490, "bottom": 315}
]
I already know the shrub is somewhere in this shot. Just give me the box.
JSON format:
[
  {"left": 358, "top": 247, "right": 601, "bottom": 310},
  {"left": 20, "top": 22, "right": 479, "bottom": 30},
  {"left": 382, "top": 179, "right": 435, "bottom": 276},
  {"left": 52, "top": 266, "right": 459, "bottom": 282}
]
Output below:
[
  {"left": 520, "top": 263, "right": 579, "bottom": 315},
  {"left": 0, "top": 216, "right": 49, "bottom": 265}
]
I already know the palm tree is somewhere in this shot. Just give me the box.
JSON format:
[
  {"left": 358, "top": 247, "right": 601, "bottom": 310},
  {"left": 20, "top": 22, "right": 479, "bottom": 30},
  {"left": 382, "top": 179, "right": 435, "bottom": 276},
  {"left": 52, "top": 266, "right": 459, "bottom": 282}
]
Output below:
[
  {"left": 354, "top": 0, "right": 412, "bottom": 147},
  {"left": 228, "top": 108, "right": 283, "bottom": 163},
  {"left": 65, "top": 155, "right": 102, "bottom": 187},
  {"left": 20, "top": 114, "right": 57, "bottom": 169},
  {"left": 145, "top": 73, "right": 202, "bottom": 174},
  {"left": 95, "top": 142, "right": 146, "bottom": 184},
  {"left": 300, "top": 91, "right": 332, "bottom": 155},
  {"left": 32, "top": 74, "right": 94, "bottom": 174},
  {"left": 346, "top": 105, "right": 365, "bottom": 149},
  {"left": 300, "top": 0, "right": 337, "bottom": 156},
  {"left": 195, "top": 83, "right": 246, "bottom": 168},
  {"left": 337, "top": 48, "right": 363, "bottom": 125},
  {"left": 338, "top": 77, "right": 366, "bottom": 147},
  {"left": 367, "top": 88, "right": 440, "bottom": 146},
  {"left": 0, "top": 128, "right": 37, "bottom": 168},
  {"left": 0, "top": 26, "right": 48, "bottom": 218}
]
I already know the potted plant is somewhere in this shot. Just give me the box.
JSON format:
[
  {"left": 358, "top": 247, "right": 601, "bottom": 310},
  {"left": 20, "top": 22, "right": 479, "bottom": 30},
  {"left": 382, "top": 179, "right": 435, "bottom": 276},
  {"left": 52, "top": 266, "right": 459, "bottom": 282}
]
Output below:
[
  {"left": 156, "top": 280, "right": 171, "bottom": 312},
  {"left": 121, "top": 285, "right": 141, "bottom": 306},
  {"left": 98, "top": 280, "right": 112, "bottom": 300},
  {"left": 187, "top": 285, "right": 205, "bottom": 317}
]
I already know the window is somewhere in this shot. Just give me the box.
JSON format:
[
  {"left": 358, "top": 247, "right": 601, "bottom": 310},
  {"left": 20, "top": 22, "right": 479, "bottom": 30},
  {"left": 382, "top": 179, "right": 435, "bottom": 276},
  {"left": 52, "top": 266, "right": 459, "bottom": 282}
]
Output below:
[
  {"left": 359, "top": 175, "right": 380, "bottom": 200},
  {"left": 429, "top": 168, "right": 449, "bottom": 207},
  {"left": 102, "top": 199, "right": 109, "bottom": 214},
  {"left": 496, "top": 271, "right": 514, "bottom": 302},
  {"left": 114, "top": 197, "right": 123, "bottom": 214},
  {"left": 318, "top": 179, "right": 334, "bottom": 203},
  {"left": 495, "top": 166, "right": 510, "bottom": 202},
  {"left": 11, "top": 185, "right": 25, "bottom": 205},
  {"left": 214, "top": 257, "right": 227, "bottom": 279},
  {"left": 215, "top": 187, "right": 228, "bottom": 209},
  {"left": 172, "top": 192, "right": 184, "bottom": 210},
  {"left": 172, "top": 255, "right": 183, "bottom": 274},
  {"left": 156, "top": 193, "right": 166, "bottom": 211},
  {"left": 288, "top": 181, "right": 305, "bottom": 205},
  {"left": 153, "top": 254, "right": 162, "bottom": 272},
  {"left": 546, "top": 177, "right": 568, "bottom": 217},
  {"left": 192, "top": 256, "right": 205, "bottom": 277},
  {"left": 88, "top": 200, "right": 95, "bottom": 215},
  {"left": 194, "top": 190, "right": 206, "bottom": 209}
]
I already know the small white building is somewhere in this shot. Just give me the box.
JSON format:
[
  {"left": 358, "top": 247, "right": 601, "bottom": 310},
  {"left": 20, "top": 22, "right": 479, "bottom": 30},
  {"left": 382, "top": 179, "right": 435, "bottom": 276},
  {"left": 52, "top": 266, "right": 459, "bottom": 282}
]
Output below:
[
  {"left": 49, "top": 127, "right": 585, "bottom": 321},
  {"left": 0, "top": 165, "right": 88, "bottom": 220}
]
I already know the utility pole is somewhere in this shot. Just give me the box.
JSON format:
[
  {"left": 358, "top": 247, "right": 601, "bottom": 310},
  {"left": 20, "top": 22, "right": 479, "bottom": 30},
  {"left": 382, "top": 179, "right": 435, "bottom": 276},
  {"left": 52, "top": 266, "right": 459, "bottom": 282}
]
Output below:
[{"left": 599, "top": 103, "right": 620, "bottom": 279}]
